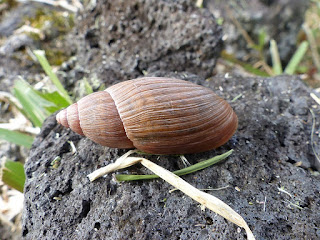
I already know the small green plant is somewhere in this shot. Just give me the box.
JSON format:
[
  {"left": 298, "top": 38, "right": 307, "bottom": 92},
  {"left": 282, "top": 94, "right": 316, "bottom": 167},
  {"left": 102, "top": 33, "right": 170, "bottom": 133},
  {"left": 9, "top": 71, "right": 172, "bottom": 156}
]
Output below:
[
  {"left": 0, "top": 50, "right": 73, "bottom": 192},
  {"left": 0, "top": 128, "right": 34, "bottom": 148},
  {"left": 0, "top": 159, "right": 25, "bottom": 193},
  {"left": 270, "top": 40, "right": 309, "bottom": 75},
  {"left": 221, "top": 21, "right": 314, "bottom": 78}
]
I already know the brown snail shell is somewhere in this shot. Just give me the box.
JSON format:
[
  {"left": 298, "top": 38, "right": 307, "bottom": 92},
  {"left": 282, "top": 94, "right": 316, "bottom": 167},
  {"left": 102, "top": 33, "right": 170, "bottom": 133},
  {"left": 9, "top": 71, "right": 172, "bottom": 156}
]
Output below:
[{"left": 56, "top": 77, "right": 238, "bottom": 154}]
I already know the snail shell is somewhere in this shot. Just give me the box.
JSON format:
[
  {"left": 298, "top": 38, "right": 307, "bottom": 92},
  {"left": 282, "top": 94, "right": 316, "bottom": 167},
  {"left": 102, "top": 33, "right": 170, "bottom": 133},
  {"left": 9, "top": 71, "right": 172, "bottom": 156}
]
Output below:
[{"left": 56, "top": 77, "right": 238, "bottom": 154}]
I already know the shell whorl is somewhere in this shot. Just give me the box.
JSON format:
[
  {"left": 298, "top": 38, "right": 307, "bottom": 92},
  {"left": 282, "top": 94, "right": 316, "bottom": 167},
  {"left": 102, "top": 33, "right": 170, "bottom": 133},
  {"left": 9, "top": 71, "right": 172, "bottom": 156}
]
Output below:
[
  {"left": 56, "top": 91, "right": 134, "bottom": 149},
  {"left": 107, "top": 77, "right": 238, "bottom": 154},
  {"left": 56, "top": 77, "right": 238, "bottom": 154}
]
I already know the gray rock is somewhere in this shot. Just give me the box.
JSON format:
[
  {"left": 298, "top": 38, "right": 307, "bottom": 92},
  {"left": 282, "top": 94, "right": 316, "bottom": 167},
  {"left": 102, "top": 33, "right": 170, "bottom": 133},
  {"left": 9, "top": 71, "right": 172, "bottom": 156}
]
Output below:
[
  {"left": 0, "top": 34, "right": 34, "bottom": 56},
  {"left": 64, "top": 0, "right": 222, "bottom": 94},
  {"left": 22, "top": 73, "right": 320, "bottom": 240},
  {"left": 0, "top": 3, "right": 41, "bottom": 37}
]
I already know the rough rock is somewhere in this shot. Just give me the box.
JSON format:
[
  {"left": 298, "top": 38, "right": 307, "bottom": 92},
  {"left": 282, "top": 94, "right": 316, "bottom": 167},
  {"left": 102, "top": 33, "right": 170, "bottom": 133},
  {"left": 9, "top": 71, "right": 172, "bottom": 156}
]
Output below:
[
  {"left": 0, "top": 2, "right": 40, "bottom": 37},
  {"left": 22, "top": 73, "right": 320, "bottom": 239},
  {"left": 62, "top": 0, "right": 222, "bottom": 94},
  {"left": 0, "top": 34, "right": 34, "bottom": 56}
]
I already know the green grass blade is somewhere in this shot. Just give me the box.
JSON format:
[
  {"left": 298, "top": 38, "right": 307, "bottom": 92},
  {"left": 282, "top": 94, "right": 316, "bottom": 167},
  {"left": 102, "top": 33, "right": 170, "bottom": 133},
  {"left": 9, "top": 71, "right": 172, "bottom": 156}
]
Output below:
[
  {"left": 1, "top": 159, "right": 25, "bottom": 192},
  {"left": 251, "top": 30, "right": 266, "bottom": 51},
  {"left": 36, "top": 91, "right": 70, "bottom": 112},
  {"left": 0, "top": 128, "right": 34, "bottom": 148},
  {"left": 221, "top": 51, "right": 270, "bottom": 77},
  {"left": 270, "top": 39, "right": 283, "bottom": 75},
  {"left": 284, "top": 41, "right": 309, "bottom": 75},
  {"left": 13, "top": 79, "right": 54, "bottom": 127},
  {"left": 33, "top": 50, "right": 72, "bottom": 105},
  {"left": 116, "top": 149, "right": 234, "bottom": 182},
  {"left": 83, "top": 78, "right": 93, "bottom": 94},
  {"left": 258, "top": 30, "right": 266, "bottom": 51}
]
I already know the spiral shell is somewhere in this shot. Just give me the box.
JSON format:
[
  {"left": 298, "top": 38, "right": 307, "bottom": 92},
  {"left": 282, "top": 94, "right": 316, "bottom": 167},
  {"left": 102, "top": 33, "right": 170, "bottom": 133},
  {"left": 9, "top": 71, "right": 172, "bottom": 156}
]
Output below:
[{"left": 56, "top": 77, "right": 238, "bottom": 154}]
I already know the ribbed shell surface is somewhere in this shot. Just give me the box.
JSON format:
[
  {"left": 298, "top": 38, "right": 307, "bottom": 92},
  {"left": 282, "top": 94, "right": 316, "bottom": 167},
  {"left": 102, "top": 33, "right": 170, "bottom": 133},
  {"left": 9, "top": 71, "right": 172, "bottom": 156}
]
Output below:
[
  {"left": 106, "top": 77, "right": 238, "bottom": 154},
  {"left": 76, "top": 91, "right": 134, "bottom": 148},
  {"left": 66, "top": 103, "right": 84, "bottom": 135}
]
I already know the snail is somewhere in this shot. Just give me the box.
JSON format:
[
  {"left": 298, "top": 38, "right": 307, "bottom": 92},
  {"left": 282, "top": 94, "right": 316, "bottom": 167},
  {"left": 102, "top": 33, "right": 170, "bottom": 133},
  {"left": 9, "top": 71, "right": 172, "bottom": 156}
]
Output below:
[{"left": 56, "top": 77, "right": 238, "bottom": 154}]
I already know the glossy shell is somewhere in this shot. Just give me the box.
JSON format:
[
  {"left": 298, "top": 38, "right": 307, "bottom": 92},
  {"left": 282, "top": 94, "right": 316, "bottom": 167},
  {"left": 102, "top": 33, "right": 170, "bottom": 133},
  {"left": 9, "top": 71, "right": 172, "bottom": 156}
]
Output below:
[{"left": 56, "top": 77, "right": 238, "bottom": 154}]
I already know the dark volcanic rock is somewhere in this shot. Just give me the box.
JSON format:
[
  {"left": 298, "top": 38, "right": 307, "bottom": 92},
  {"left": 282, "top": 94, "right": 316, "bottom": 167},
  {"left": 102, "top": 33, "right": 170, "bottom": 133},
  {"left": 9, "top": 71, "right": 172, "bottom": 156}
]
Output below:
[
  {"left": 22, "top": 73, "right": 320, "bottom": 240},
  {"left": 66, "top": 0, "right": 222, "bottom": 91}
]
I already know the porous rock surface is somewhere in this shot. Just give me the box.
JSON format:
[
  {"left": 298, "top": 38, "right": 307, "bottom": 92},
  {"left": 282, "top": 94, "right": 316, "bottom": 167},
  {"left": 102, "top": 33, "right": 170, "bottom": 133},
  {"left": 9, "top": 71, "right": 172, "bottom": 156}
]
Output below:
[
  {"left": 62, "top": 0, "right": 222, "bottom": 93},
  {"left": 22, "top": 73, "right": 320, "bottom": 240}
]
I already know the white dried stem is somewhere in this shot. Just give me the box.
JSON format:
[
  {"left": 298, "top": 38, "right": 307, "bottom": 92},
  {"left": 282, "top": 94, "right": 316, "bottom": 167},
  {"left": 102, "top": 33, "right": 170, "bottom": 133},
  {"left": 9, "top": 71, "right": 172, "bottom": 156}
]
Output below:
[
  {"left": 88, "top": 153, "right": 255, "bottom": 240},
  {"left": 311, "top": 93, "right": 320, "bottom": 106},
  {"left": 17, "top": 0, "right": 81, "bottom": 12},
  {"left": 0, "top": 123, "right": 40, "bottom": 135},
  {"left": 87, "top": 150, "right": 138, "bottom": 181},
  {"left": 0, "top": 91, "right": 22, "bottom": 109}
]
